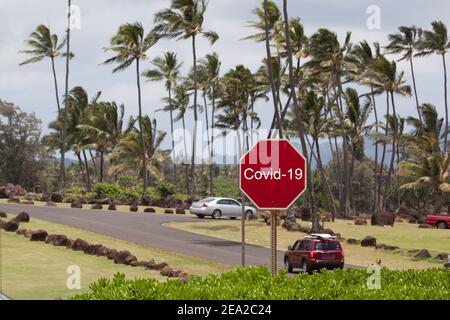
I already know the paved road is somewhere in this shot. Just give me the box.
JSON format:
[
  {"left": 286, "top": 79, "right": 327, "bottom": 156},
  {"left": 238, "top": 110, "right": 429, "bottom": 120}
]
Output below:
[
  {"left": 0, "top": 203, "right": 356, "bottom": 270},
  {"left": 0, "top": 203, "right": 289, "bottom": 269}
]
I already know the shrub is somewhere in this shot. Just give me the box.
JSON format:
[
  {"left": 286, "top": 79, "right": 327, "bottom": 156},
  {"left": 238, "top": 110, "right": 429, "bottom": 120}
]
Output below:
[
  {"left": 146, "top": 187, "right": 161, "bottom": 201},
  {"left": 93, "top": 183, "right": 139, "bottom": 201},
  {"left": 155, "top": 181, "right": 176, "bottom": 198},
  {"left": 93, "top": 183, "right": 122, "bottom": 199},
  {"left": 71, "top": 266, "right": 450, "bottom": 300},
  {"left": 65, "top": 187, "right": 86, "bottom": 199}
]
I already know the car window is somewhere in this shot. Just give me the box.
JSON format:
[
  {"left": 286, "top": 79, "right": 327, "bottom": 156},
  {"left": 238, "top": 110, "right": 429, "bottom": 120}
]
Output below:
[
  {"left": 292, "top": 241, "right": 301, "bottom": 250},
  {"left": 298, "top": 240, "right": 309, "bottom": 250},
  {"left": 228, "top": 200, "right": 240, "bottom": 206},
  {"left": 314, "top": 241, "right": 341, "bottom": 250},
  {"left": 217, "top": 199, "right": 228, "bottom": 205}
]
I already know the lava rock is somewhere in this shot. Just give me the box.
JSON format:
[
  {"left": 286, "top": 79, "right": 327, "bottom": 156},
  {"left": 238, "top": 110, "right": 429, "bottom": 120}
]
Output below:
[
  {"left": 175, "top": 208, "right": 186, "bottom": 215},
  {"left": 434, "top": 252, "right": 448, "bottom": 261},
  {"left": 354, "top": 217, "right": 367, "bottom": 225},
  {"left": 4, "top": 220, "right": 19, "bottom": 232},
  {"left": 146, "top": 261, "right": 168, "bottom": 271},
  {"left": 71, "top": 238, "right": 90, "bottom": 251},
  {"left": 361, "top": 236, "right": 377, "bottom": 247},
  {"left": 84, "top": 244, "right": 103, "bottom": 255},
  {"left": 113, "top": 250, "right": 133, "bottom": 264},
  {"left": 164, "top": 209, "right": 174, "bottom": 214},
  {"left": 0, "top": 211, "right": 7, "bottom": 218},
  {"left": 71, "top": 201, "right": 83, "bottom": 209},
  {"left": 107, "top": 249, "right": 118, "bottom": 260},
  {"left": 130, "top": 261, "right": 148, "bottom": 267},
  {"left": 96, "top": 246, "right": 111, "bottom": 257},
  {"left": 108, "top": 204, "right": 117, "bottom": 211},
  {"left": 50, "top": 192, "right": 63, "bottom": 203},
  {"left": 14, "top": 212, "right": 30, "bottom": 223},
  {"left": 414, "top": 249, "right": 432, "bottom": 259},
  {"left": 144, "top": 208, "right": 156, "bottom": 213},
  {"left": 124, "top": 255, "right": 138, "bottom": 265},
  {"left": 91, "top": 204, "right": 103, "bottom": 210},
  {"left": 30, "top": 230, "right": 48, "bottom": 241},
  {"left": 45, "top": 234, "right": 68, "bottom": 246}
]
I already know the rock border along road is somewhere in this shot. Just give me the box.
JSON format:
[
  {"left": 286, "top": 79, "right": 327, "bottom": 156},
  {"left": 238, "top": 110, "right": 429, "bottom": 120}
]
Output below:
[{"left": 0, "top": 203, "right": 356, "bottom": 271}]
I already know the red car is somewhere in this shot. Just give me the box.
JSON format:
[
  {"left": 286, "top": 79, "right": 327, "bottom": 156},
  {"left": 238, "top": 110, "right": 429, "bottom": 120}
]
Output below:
[
  {"left": 284, "top": 234, "right": 344, "bottom": 273},
  {"left": 425, "top": 214, "right": 450, "bottom": 229}
]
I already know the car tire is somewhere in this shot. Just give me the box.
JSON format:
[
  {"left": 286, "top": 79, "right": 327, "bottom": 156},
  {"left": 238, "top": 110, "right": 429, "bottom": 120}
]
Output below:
[
  {"left": 301, "top": 260, "right": 311, "bottom": 274},
  {"left": 197, "top": 214, "right": 205, "bottom": 219},
  {"left": 284, "top": 258, "right": 293, "bottom": 273},
  {"left": 212, "top": 210, "right": 222, "bottom": 220},
  {"left": 437, "top": 222, "right": 447, "bottom": 229},
  {"left": 245, "top": 210, "right": 254, "bottom": 218}
]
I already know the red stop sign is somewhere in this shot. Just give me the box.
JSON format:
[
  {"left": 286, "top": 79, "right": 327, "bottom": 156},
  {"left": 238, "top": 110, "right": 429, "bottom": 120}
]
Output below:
[{"left": 239, "top": 139, "right": 307, "bottom": 210}]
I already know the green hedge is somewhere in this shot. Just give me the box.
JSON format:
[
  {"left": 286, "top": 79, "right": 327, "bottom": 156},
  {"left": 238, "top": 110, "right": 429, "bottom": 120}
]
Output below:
[{"left": 71, "top": 266, "right": 450, "bottom": 300}]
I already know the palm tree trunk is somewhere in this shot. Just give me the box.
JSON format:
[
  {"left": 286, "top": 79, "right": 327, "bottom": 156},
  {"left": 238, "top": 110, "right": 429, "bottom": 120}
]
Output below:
[
  {"left": 203, "top": 94, "right": 211, "bottom": 158},
  {"left": 50, "top": 57, "right": 61, "bottom": 118},
  {"left": 182, "top": 116, "right": 189, "bottom": 195},
  {"left": 136, "top": 59, "right": 148, "bottom": 195},
  {"left": 99, "top": 151, "right": 104, "bottom": 183},
  {"left": 377, "top": 93, "right": 389, "bottom": 214},
  {"left": 263, "top": 0, "right": 283, "bottom": 139},
  {"left": 76, "top": 152, "right": 86, "bottom": 187},
  {"left": 314, "top": 138, "right": 337, "bottom": 219},
  {"left": 371, "top": 89, "right": 379, "bottom": 215},
  {"left": 282, "top": 0, "right": 317, "bottom": 231},
  {"left": 442, "top": 54, "right": 448, "bottom": 152},
  {"left": 168, "top": 86, "right": 177, "bottom": 187},
  {"left": 409, "top": 58, "right": 423, "bottom": 126},
  {"left": 210, "top": 95, "right": 216, "bottom": 196},
  {"left": 383, "top": 91, "right": 397, "bottom": 210},
  {"left": 190, "top": 34, "right": 199, "bottom": 195},
  {"left": 89, "top": 149, "right": 99, "bottom": 182},
  {"left": 82, "top": 150, "right": 92, "bottom": 191},
  {"left": 57, "top": 0, "right": 71, "bottom": 192}
]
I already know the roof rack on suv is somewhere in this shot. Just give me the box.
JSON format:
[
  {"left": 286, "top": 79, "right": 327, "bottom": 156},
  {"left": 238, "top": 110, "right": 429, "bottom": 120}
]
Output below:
[{"left": 307, "top": 233, "right": 337, "bottom": 240}]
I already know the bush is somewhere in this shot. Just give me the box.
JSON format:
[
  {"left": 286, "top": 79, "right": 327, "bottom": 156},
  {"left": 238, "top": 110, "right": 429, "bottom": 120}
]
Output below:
[
  {"left": 65, "top": 187, "right": 87, "bottom": 199},
  {"left": 146, "top": 187, "right": 161, "bottom": 201},
  {"left": 93, "top": 183, "right": 123, "bottom": 199},
  {"left": 71, "top": 266, "right": 449, "bottom": 300},
  {"left": 155, "top": 181, "right": 176, "bottom": 198},
  {"left": 93, "top": 183, "right": 139, "bottom": 201}
]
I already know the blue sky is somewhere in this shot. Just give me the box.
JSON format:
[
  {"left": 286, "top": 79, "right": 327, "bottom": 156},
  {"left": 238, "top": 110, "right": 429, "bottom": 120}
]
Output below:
[{"left": 0, "top": 0, "right": 449, "bottom": 157}]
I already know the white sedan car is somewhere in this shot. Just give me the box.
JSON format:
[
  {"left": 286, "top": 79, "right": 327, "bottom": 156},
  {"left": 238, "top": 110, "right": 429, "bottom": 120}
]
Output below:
[{"left": 190, "top": 197, "right": 257, "bottom": 219}]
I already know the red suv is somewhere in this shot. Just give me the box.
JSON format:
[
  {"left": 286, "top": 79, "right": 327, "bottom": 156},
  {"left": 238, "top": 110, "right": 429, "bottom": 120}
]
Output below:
[{"left": 284, "top": 234, "right": 344, "bottom": 273}]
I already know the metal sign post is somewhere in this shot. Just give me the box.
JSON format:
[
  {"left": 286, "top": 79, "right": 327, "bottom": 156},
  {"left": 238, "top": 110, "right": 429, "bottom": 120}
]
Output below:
[{"left": 271, "top": 211, "right": 277, "bottom": 275}]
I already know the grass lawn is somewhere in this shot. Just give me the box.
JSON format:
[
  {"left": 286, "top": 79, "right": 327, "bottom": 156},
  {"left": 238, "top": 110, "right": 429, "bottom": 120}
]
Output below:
[
  {"left": 0, "top": 198, "right": 187, "bottom": 215},
  {"left": 0, "top": 215, "right": 231, "bottom": 300},
  {"left": 166, "top": 218, "right": 450, "bottom": 270}
]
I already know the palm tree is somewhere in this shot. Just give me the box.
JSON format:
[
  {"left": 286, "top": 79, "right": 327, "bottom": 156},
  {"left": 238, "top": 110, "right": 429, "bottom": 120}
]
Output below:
[
  {"left": 19, "top": 24, "right": 71, "bottom": 191},
  {"left": 142, "top": 52, "right": 182, "bottom": 186},
  {"left": 103, "top": 22, "right": 158, "bottom": 195},
  {"left": 399, "top": 105, "right": 450, "bottom": 213},
  {"left": 78, "top": 101, "right": 126, "bottom": 182},
  {"left": 343, "top": 88, "right": 373, "bottom": 213},
  {"left": 281, "top": 0, "right": 319, "bottom": 230},
  {"left": 366, "top": 56, "right": 412, "bottom": 211},
  {"left": 348, "top": 41, "right": 381, "bottom": 214},
  {"left": 59, "top": 0, "right": 73, "bottom": 191},
  {"left": 111, "top": 116, "right": 168, "bottom": 182},
  {"left": 198, "top": 52, "right": 221, "bottom": 195},
  {"left": 19, "top": 25, "right": 66, "bottom": 117},
  {"left": 154, "top": 0, "right": 218, "bottom": 194},
  {"left": 386, "top": 26, "right": 423, "bottom": 125},
  {"left": 417, "top": 21, "right": 450, "bottom": 152},
  {"left": 172, "top": 82, "right": 192, "bottom": 194},
  {"left": 307, "top": 28, "right": 353, "bottom": 215}
]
